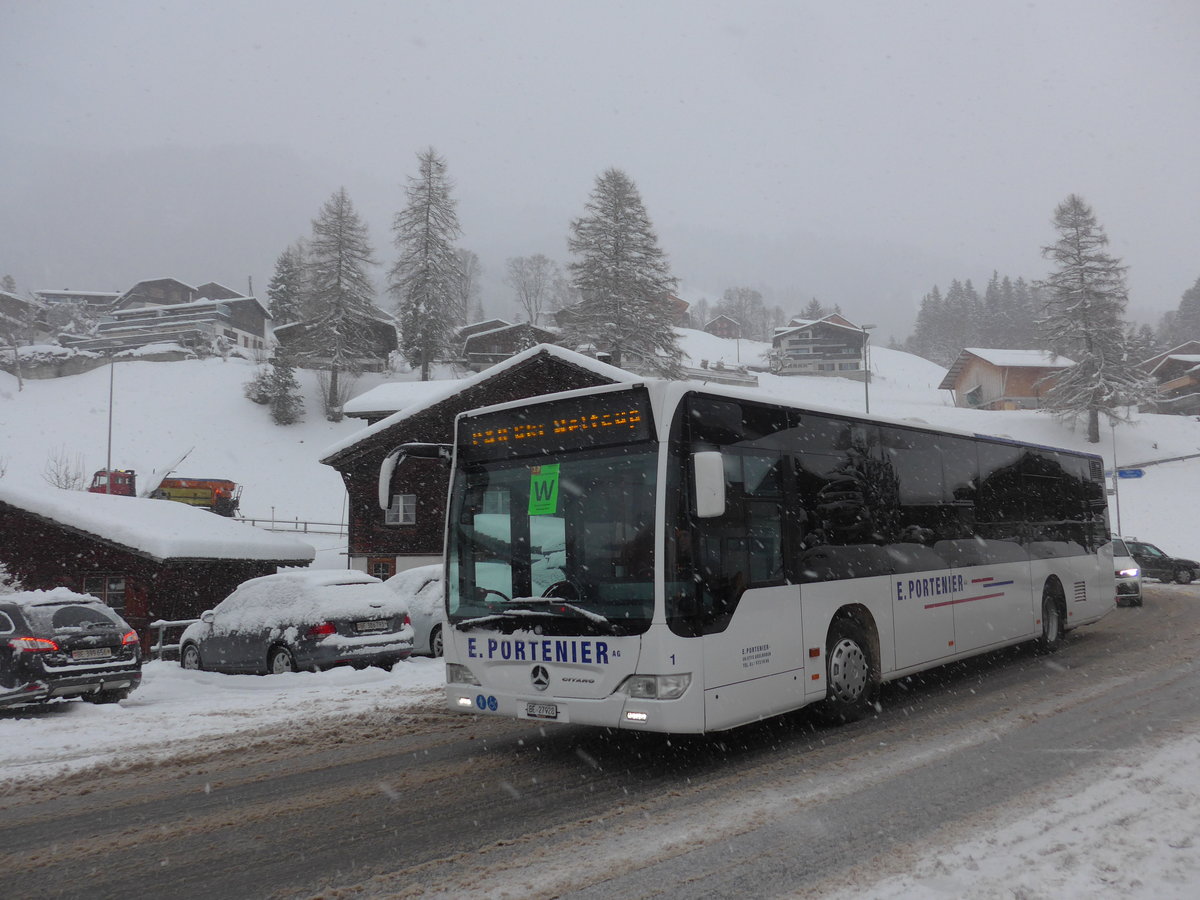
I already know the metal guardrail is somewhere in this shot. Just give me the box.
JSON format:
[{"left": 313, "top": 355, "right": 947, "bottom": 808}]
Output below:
[
  {"left": 149, "top": 617, "right": 199, "bottom": 661},
  {"left": 1125, "top": 451, "right": 1200, "bottom": 470},
  {"left": 240, "top": 517, "right": 348, "bottom": 536}
]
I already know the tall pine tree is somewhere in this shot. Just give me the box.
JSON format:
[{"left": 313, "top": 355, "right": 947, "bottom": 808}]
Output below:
[
  {"left": 564, "top": 168, "right": 681, "bottom": 376},
  {"left": 1036, "top": 194, "right": 1152, "bottom": 442},
  {"left": 389, "top": 148, "right": 463, "bottom": 381},
  {"left": 301, "top": 187, "right": 379, "bottom": 420}
]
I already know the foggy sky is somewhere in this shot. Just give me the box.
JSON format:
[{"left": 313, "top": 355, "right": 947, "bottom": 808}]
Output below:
[{"left": 3, "top": 0, "right": 1197, "bottom": 343}]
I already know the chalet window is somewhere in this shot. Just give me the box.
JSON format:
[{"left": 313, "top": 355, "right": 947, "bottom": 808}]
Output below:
[
  {"left": 83, "top": 575, "right": 126, "bottom": 615},
  {"left": 385, "top": 494, "right": 417, "bottom": 525},
  {"left": 368, "top": 557, "right": 396, "bottom": 579},
  {"left": 838, "top": 362, "right": 860, "bottom": 370},
  {"left": 964, "top": 385, "right": 984, "bottom": 407}
]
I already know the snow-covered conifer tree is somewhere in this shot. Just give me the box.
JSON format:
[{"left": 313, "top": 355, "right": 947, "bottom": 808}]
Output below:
[
  {"left": 266, "top": 242, "right": 307, "bottom": 324},
  {"left": 389, "top": 148, "right": 463, "bottom": 381},
  {"left": 1036, "top": 194, "right": 1153, "bottom": 442},
  {"left": 564, "top": 168, "right": 682, "bottom": 376},
  {"left": 301, "top": 187, "right": 379, "bottom": 419}
]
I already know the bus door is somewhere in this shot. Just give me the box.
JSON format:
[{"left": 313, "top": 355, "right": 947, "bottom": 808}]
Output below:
[{"left": 691, "top": 449, "right": 806, "bottom": 729}]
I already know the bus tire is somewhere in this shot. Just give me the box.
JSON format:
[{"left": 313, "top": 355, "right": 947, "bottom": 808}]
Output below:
[
  {"left": 1039, "top": 589, "right": 1065, "bottom": 651},
  {"left": 818, "top": 618, "right": 878, "bottom": 724}
]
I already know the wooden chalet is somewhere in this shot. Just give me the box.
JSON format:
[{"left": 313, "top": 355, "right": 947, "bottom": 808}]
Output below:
[
  {"left": 704, "top": 315, "right": 741, "bottom": 339},
  {"left": 771, "top": 314, "right": 869, "bottom": 379},
  {"left": 1141, "top": 341, "right": 1200, "bottom": 416},
  {"left": 461, "top": 322, "right": 559, "bottom": 370},
  {"left": 321, "top": 344, "right": 637, "bottom": 577},
  {"left": 0, "top": 484, "right": 314, "bottom": 652},
  {"left": 938, "top": 348, "right": 1073, "bottom": 410}
]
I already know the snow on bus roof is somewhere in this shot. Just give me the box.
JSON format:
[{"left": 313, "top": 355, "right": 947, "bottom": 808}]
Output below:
[{"left": 0, "top": 483, "right": 315, "bottom": 563}]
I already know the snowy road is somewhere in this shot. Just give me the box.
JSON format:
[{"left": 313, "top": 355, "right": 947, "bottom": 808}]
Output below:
[{"left": 2, "top": 585, "right": 1198, "bottom": 899}]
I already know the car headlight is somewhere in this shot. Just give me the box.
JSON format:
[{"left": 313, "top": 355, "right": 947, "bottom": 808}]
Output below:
[
  {"left": 446, "top": 663, "right": 480, "bottom": 685},
  {"left": 1117, "top": 567, "right": 1139, "bottom": 578},
  {"left": 617, "top": 673, "right": 692, "bottom": 700}
]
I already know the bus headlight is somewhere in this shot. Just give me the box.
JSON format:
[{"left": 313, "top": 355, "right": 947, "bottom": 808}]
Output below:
[
  {"left": 1117, "top": 567, "right": 1139, "bottom": 578},
  {"left": 446, "top": 663, "right": 480, "bottom": 686},
  {"left": 618, "top": 673, "right": 692, "bottom": 700}
]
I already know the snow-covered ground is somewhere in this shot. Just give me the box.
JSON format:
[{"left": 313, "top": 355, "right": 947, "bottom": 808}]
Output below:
[{"left": 3, "top": 331, "right": 1200, "bottom": 895}]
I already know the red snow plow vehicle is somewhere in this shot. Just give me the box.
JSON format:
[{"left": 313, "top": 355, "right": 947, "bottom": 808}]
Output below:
[{"left": 88, "top": 470, "right": 242, "bottom": 517}]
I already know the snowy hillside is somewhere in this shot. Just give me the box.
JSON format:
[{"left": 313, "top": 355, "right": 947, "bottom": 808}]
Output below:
[{"left": 3, "top": 331, "right": 1199, "bottom": 561}]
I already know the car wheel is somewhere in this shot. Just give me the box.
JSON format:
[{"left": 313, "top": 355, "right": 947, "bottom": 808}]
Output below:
[
  {"left": 181, "top": 643, "right": 203, "bottom": 671},
  {"left": 84, "top": 689, "right": 130, "bottom": 704},
  {"left": 267, "top": 645, "right": 297, "bottom": 674},
  {"left": 1175, "top": 568, "right": 1194, "bottom": 585},
  {"left": 429, "top": 624, "right": 444, "bottom": 658},
  {"left": 816, "top": 617, "right": 877, "bottom": 724},
  {"left": 1039, "top": 590, "right": 1065, "bottom": 651}
]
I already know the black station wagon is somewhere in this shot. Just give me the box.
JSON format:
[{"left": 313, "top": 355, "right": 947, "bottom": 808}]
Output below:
[{"left": 0, "top": 589, "right": 142, "bottom": 707}]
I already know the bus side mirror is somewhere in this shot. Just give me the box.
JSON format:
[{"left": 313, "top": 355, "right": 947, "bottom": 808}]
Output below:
[{"left": 693, "top": 450, "right": 726, "bottom": 519}]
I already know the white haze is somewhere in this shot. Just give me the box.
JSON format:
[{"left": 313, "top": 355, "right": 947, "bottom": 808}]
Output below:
[{"left": 2, "top": 0, "right": 1198, "bottom": 341}]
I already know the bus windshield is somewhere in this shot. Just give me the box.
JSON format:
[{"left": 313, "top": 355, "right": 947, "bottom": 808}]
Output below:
[{"left": 446, "top": 445, "right": 658, "bottom": 636}]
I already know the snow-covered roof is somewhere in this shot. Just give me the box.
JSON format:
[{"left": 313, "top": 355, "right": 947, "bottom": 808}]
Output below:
[
  {"left": 961, "top": 348, "right": 1074, "bottom": 368},
  {"left": 343, "top": 378, "right": 462, "bottom": 417},
  {"left": 938, "top": 348, "right": 1074, "bottom": 391},
  {"left": 0, "top": 483, "right": 315, "bottom": 563},
  {"left": 321, "top": 343, "right": 639, "bottom": 462}
]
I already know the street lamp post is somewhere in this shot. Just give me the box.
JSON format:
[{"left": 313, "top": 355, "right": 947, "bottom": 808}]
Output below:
[{"left": 861, "top": 324, "right": 876, "bottom": 414}]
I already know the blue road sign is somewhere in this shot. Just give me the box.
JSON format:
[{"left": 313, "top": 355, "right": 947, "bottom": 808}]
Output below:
[{"left": 1117, "top": 469, "right": 1145, "bottom": 479}]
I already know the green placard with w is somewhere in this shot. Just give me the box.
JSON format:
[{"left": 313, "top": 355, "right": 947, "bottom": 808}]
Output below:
[{"left": 528, "top": 464, "right": 560, "bottom": 515}]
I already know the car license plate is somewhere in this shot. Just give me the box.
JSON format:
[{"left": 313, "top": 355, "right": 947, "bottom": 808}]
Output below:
[
  {"left": 71, "top": 647, "right": 113, "bottom": 660},
  {"left": 354, "top": 620, "right": 390, "bottom": 633},
  {"left": 524, "top": 701, "right": 558, "bottom": 720}
]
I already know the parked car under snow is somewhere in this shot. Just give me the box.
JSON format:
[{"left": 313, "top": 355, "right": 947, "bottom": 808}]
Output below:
[
  {"left": 178, "top": 570, "right": 414, "bottom": 675},
  {"left": 1, "top": 588, "right": 142, "bottom": 707},
  {"left": 385, "top": 565, "right": 445, "bottom": 657}
]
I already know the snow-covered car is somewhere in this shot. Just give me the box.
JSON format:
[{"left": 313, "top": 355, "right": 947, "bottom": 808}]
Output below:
[
  {"left": 1111, "top": 537, "right": 1143, "bottom": 607},
  {"left": 0, "top": 588, "right": 142, "bottom": 707},
  {"left": 384, "top": 565, "right": 445, "bottom": 657},
  {"left": 179, "top": 570, "right": 414, "bottom": 675},
  {"left": 1125, "top": 539, "right": 1199, "bottom": 585}
]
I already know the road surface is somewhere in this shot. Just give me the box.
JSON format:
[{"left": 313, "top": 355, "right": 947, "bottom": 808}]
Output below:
[{"left": 2, "top": 585, "right": 1197, "bottom": 899}]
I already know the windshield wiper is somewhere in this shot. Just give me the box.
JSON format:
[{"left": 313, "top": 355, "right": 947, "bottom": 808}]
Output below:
[{"left": 458, "top": 598, "right": 617, "bottom": 634}]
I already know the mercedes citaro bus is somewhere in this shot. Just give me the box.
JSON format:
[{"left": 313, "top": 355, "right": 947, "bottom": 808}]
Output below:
[{"left": 390, "top": 380, "right": 1112, "bottom": 733}]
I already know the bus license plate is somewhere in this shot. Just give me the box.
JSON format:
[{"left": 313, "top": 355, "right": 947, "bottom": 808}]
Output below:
[
  {"left": 525, "top": 701, "right": 558, "bottom": 720},
  {"left": 72, "top": 648, "right": 113, "bottom": 660}
]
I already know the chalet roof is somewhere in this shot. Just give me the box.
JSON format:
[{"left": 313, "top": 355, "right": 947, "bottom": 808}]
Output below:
[
  {"left": 0, "top": 483, "right": 314, "bottom": 564},
  {"left": 705, "top": 315, "right": 740, "bottom": 327},
  {"left": 458, "top": 319, "right": 514, "bottom": 339},
  {"left": 938, "top": 348, "right": 1074, "bottom": 391},
  {"left": 343, "top": 378, "right": 461, "bottom": 419},
  {"left": 106, "top": 295, "right": 269, "bottom": 320},
  {"left": 463, "top": 322, "right": 558, "bottom": 346},
  {"left": 321, "top": 343, "right": 638, "bottom": 464},
  {"left": 1147, "top": 354, "right": 1200, "bottom": 377},
  {"left": 1140, "top": 341, "right": 1200, "bottom": 373},
  {"left": 773, "top": 315, "right": 865, "bottom": 341}
]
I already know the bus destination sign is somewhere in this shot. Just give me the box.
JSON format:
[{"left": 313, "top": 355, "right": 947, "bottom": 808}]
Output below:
[{"left": 460, "top": 388, "right": 653, "bottom": 459}]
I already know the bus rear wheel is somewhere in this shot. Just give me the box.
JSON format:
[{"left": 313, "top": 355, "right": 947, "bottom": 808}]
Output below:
[
  {"left": 818, "top": 618, "right": 877, "bottom": 724},
  {"left": 1039, "top": 591, "right": 1065, "bottom": 651}
]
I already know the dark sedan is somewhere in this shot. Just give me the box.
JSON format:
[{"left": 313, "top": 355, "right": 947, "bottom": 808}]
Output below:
[
  {"left": 1125, "top": 539, "right": 1199, "bottom": 585},
  {"left": 1, "top": 589, "right": 142, "bottom": 707},
  {"left": 179, "top": 570, "right": 414, "bottom": 675}
]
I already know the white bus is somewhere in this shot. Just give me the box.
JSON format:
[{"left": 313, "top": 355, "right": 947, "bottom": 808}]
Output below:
[{"left": 431, "top": 380, "right": 1112, "bottom": 733}]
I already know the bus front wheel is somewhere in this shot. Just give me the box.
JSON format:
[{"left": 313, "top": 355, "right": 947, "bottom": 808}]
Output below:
[{"left": 818, "top": 618, "right": 878, "bottom": 724}]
